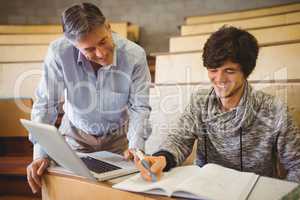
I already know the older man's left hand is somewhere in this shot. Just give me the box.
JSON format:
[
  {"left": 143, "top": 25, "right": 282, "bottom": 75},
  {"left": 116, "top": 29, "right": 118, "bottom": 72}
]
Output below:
[{"left": 123, "top": 149, "right": 135, "bottom": 160}]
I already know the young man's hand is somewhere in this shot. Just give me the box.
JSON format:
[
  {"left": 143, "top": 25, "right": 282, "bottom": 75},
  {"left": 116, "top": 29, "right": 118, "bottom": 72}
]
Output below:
[
  {"left": 26, "top": 157, "right": 50, "bottom": 193},
  {"left": 134, "top": 155, "right": 166, "bottom": 182}
]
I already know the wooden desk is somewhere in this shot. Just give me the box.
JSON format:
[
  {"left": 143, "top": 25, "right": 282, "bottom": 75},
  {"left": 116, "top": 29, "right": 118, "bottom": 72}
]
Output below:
[
  {"left": 42, "top": 167, "right": 170, "bottom": 200},
  {"left": 42, "top": 166, "right": 298, "bottom": 200}
]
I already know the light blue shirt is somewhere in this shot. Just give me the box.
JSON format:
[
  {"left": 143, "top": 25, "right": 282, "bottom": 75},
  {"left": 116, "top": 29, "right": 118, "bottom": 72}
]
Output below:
[{"left": 30, "top": 33, "right": 152, "bottom": 159}]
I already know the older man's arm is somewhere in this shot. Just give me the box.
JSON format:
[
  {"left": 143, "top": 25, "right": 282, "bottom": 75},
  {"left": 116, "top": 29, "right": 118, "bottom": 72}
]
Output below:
[
  {"left": 127, "top": 50, "right": 152, "bottom": 151},
  {"left": 30, "top": 44, "right": 65, "bottom": 160}
]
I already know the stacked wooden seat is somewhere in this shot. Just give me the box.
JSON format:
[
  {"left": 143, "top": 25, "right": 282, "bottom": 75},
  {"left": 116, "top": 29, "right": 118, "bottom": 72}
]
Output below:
[
  {"left": 154, "top": 42, "right": 300, "bottom": 84},
  {"left": 0, "top": 98, "right": 34, "bottom": 196},
  {"left": 145, "top": 3, "right": 300, "bottom": 167},
  {"left": 0, "top": 23, "right": 139, "bottom": 41},
  {"left": 170, "top": 23, "right": 300, "bottom": 52},
  {"left": 181, "top": 10, "right": 300, "bottom": 36},
  {"left": 185, "top": 2, "right": 300, "bottom": 25}
]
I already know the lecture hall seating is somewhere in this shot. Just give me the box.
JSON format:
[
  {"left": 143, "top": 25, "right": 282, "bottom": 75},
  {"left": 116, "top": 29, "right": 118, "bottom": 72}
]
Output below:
[
  {"left": 145, "top": 3, "right": 300, "bottom": 169},
  {"left": 181, "top": 10, "right": 300, "bottom": 35}
]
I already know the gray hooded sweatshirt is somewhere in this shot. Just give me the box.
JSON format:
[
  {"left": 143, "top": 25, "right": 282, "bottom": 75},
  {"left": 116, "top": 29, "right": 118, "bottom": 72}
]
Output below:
[{"left": 159, "top": 83, "right": 300, "bottom": 182}]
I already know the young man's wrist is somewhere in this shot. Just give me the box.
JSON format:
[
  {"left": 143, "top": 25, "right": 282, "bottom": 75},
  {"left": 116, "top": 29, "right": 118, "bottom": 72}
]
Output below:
[{"left": 152, "top": 150, "right": 176, "bottom": 171}]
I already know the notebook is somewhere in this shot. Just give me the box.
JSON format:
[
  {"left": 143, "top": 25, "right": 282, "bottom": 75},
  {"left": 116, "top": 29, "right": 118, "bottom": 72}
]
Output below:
[
  {"left": 113, "top": 163, "right": 259, "bottom": 200},
  {"left": 20, "top": 119, "right": 138, "bottom": 181},
  {"left": 281, "top": 184, "right": 300, "bottom": 200}
]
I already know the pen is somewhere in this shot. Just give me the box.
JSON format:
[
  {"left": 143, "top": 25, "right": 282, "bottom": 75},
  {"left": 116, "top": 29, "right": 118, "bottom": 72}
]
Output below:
[{"left": 135, "top": 150, "right": 157, "bottom": 182}]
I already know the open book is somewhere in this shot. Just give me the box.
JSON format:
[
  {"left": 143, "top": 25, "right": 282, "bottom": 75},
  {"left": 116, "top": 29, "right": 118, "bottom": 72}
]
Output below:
[{"left": 113, "top": 163, "right": 259, "bottom": 200}]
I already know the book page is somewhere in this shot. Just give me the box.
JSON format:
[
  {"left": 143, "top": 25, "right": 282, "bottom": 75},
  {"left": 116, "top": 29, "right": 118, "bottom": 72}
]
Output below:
[
  {"left": 173, "top": 164, "right": 259, "bottom": 200},
  {"left": 113, "top": 165, "right": 201, "bottom": 196}
]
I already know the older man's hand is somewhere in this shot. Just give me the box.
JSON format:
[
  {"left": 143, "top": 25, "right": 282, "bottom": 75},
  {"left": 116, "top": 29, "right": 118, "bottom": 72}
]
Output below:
[{"left": 123, "top": 148, "right": 136, "bottom": 160}]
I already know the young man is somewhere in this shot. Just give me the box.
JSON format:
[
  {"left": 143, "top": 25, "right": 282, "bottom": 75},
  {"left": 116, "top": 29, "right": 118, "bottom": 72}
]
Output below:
[
  {"left": 27, "top": 3, "right": 151, "bottom": 193},
  {"left": 135, "top": 26, "right": 300, "bottom": 183}
]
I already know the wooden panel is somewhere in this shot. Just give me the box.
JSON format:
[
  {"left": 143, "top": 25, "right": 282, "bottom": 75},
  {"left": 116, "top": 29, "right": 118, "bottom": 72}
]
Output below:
[
  {"left": 127, "top": 24, "right": 140, "bottom": 42},
  {"left": 147, "top": 56, "right": 155, "bottom": 83},
  {"left": 0, "top": 175, "right": 39, "bottom": 196},
  {"left": 0, "top": 63, "right": 43, "bottom": 99},
  {"left": 145, "top": 83, "right": 300, "bottom": 155},
  {"left": 111, "top": 22, "right": 140, "bottom": 42},
  {"left": 0, "top": 98, "right": 32, "bottom": 137},
  {"left": 0, "top": 24, "right": 138, "bottom": 62},
  {"left": 185, "top": 3, "right": 300, "bottom": 25},
  {"left": 0, "top": 137, "right": 33, "bottom": 156},
  {"left": 110, "top": 22, "right": 128, "bottom": 38},
  {"left": 155, "top": 42, "right": 300, "bottom": 84},
  {"left": 0, "top": 23, "right": 136, "bottom": 41},
  {"left": 0, "top": 156, "right": 32, "bottom": 175},
  {"left": 0, "top": 25, "right": 62, "bottom": 34},
  {"left": 170, "top": 34, "right": 210, "bottom": 53},
  {"left": 181, "top": 11, "right": 300, "bottom": 36},
  {"left": 170, "top": 23, "right": 300, "bottom": 52},
  {"left": 0, "top": 34, "right": 62, "bottom": 45},
  {"left": 0, "top": 195, "right": 40, "bottom": 200},
  {"left": 0, "top": 45, "right": 48, "bottom": 62},
  {"left": 155, "top": 51, "right": 208, "bottom": 84}
]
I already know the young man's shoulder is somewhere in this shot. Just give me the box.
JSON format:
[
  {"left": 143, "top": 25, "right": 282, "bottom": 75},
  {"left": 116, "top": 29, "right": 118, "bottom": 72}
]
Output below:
[{"left": 250, "top": 85, "right": 288, "bottom": 116}]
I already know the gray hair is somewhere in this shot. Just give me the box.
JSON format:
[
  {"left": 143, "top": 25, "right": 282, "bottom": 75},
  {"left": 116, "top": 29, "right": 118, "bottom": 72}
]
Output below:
[{"left": 61, "top": 2, "right": 106, "bottom": 42}]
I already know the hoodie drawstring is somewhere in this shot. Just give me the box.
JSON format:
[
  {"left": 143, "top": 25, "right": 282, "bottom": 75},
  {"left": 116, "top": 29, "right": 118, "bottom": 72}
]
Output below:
[
  {"left": 240, "top": 127, "right": 243, "bottom": 171},
  {"left": 204, "top": 134, "right": 208, "bottom": 164}
]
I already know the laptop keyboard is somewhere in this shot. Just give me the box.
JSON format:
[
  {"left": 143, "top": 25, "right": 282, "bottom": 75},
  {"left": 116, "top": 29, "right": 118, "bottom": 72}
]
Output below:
[{"left": 81, "top": 156, "right": 121, "bottom": 173}]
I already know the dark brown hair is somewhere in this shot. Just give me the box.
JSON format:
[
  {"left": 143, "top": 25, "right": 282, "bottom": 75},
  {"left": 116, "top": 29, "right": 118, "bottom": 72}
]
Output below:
[{"left": 202, "top": 26, "right": 259, "bottom": 78}]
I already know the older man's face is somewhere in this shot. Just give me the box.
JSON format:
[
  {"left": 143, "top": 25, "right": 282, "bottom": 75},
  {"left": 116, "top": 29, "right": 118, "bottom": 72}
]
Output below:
[{"left": 76, "top": 23, "right": 114, "bottom": 66}]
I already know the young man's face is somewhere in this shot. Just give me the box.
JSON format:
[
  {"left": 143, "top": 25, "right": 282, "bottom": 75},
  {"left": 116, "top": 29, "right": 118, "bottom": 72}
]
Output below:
[
  {"left": 76, "top": 23, "right": 114, "bottom": 66},
  {"left": 207, "top": 60, "right": 246, "bottom": 99}
]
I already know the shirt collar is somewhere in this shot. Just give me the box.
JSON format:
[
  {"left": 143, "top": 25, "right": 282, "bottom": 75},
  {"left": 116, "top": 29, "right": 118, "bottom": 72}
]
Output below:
[
  {"left": 105, "top": 46, "right": 117, "bottom": 69},
  {"left": 77, "top": 50, "right": 85, "bottom": 65}
]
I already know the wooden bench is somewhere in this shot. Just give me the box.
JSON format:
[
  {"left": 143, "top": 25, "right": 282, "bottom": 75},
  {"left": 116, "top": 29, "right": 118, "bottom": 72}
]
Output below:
[
  {"left": 0, "top": 98, "right": 36, "bottom": 196},
  {"left": 170, "top": 23, "right": 300, "bottom": 52},
  {"left": 0, "top": 23, "right": 139, "bottom": 42},
  {"left": 0, "top": 45, "right": 48, "bottom": 63},
  {"left": 0, "top": 63, "right": 42, "bottom": 99},
  {"left": 0, "top": 98, "right": 32, "bottom": 138},
  {"left": 181, "top": 10, "right": 300, "bottom": 36},
  {"left": 185, "top": 2, "right": 300, "bottom": 25},
  {"left": 153, "top": 41, "right": 300, "bottom": 84},
  {"left": 0, "top": 34, "right": 62, "bottom": 45},
  {"left": 110, "top": 22, "right": 140, "bottom": 42},
  {"left": 0, "top": 25, "right": 62, "bottom": 34}
]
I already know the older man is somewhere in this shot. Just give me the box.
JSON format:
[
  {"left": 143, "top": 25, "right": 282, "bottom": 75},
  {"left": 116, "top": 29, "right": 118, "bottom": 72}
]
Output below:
[{"left": 27, "top": 2, "right": 151, "bottom": 193}]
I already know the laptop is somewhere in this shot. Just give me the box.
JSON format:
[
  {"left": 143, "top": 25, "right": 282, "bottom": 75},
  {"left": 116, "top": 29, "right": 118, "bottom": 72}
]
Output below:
[{"left": 20, "top": 119, "right": 138, "bottom": 181}]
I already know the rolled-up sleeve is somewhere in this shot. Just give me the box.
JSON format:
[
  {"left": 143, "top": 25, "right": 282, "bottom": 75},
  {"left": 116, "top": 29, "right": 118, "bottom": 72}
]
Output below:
[
  {"left": 30, "top": 44, "right": 65, "bottom": 160},
  {"left": 127, "top": 51, "right": 152, "bottom": 151}
]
